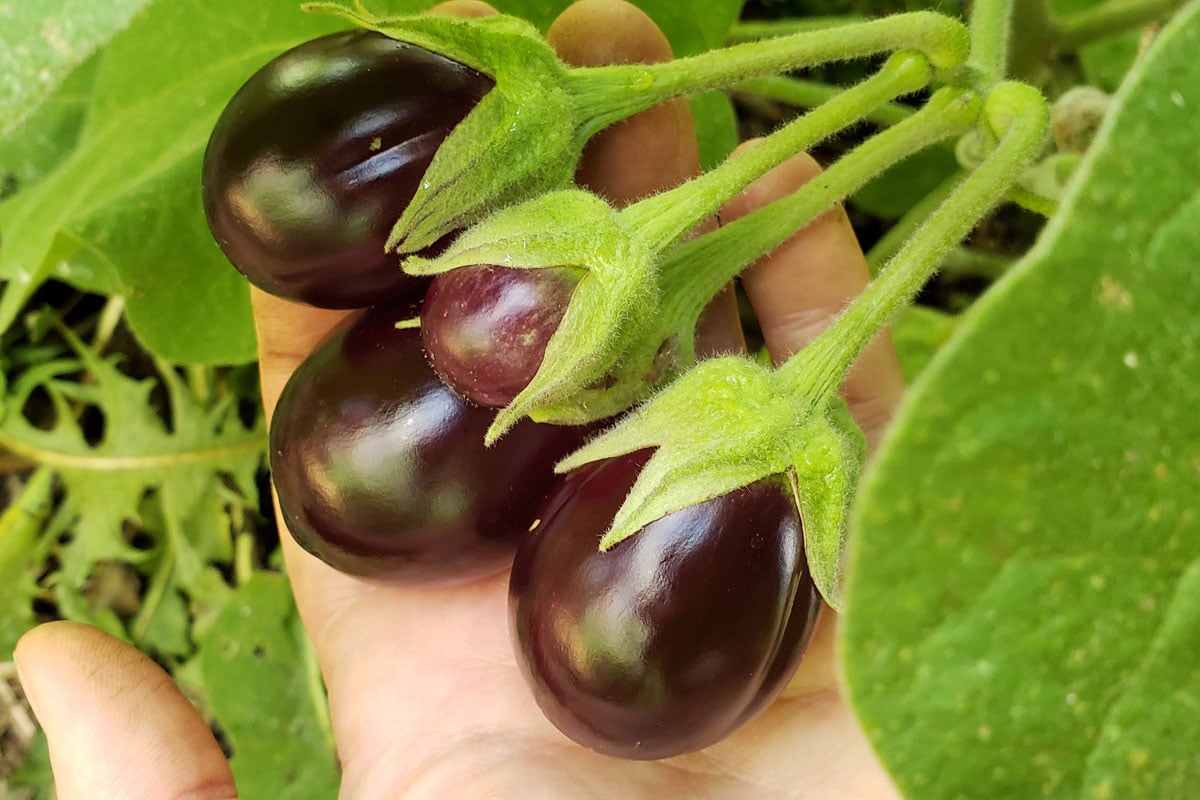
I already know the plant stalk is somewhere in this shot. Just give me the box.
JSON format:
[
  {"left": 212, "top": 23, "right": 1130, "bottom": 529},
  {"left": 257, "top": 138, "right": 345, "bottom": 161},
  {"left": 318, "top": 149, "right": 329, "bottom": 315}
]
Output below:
[
  {"left": 866, "top": 169, "right": 966, "bottom": 273},
  {"left": 1053, "top": 0, "right": 1185, "bottom": 50},
  {"left": 968, "top": 0, "right": 1015, "bottom": 85},
  {"left": 567, "top": 11, "right": 969, "bottom": 136},
  {"left": 620, "top": 52, "right": 933, "bottom": 253},
  {"left": 734, "top": 75, "right": 916, "bottom": 128},
  {"left": 656, "top": 88, "right": 981, "bottom": 352},
  {"left": 774, "top": 82, "right": 1049, "bottom": 403}
]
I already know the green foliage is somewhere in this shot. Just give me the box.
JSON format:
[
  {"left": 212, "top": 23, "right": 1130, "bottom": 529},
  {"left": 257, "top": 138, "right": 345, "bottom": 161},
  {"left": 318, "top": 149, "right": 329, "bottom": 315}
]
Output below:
[
  {"left": 0, "top": 0, "right": 357, "bottom": 364},
  {"left": 194, "top": 572, "right": 340, "bottom": 799},
  {"left": 852, "top": 146, "right": 959, "bottom": 219},
  {"left": 0, "top": 0, "right": 152, "bottom": 137},
  {"left": 0, "top": 469, "right": 53, "bottom": 659},
  {"left": 843, "top": 3, "right": 1200, "bottom": 798},
  {"left": 0, "top": 317, "right": 264, "bottom": 659}
]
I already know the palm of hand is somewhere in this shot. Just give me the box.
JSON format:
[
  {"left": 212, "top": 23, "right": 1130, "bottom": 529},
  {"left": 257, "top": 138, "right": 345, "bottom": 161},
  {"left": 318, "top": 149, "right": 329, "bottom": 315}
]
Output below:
[{"left": 293, "top": 564, "right": 882, "bottom": 799}]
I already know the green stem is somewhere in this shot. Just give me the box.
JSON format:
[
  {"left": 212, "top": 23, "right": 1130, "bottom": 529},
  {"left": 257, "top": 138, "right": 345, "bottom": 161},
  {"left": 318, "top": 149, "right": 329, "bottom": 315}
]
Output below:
[
  {"left": 235, "top": 531, "right": 254, "bottom": 587},
  {"left": 91, "top": 295, "right": 125, "bottom": 355},
  {"left": 727, "top": 17, "right": 868, "bottom": 43},
  {"left": 131, "top": 540, "right": 174, "bottom": 643},
  {"left": 656, "top": 87, "right": 981, "bottom": 357},
  {"left": 774, "top": 82, "right": 1049, "bottom": 402},
  {"left": 939, "top": 246, "right": 1017, "bottom": 280},
  {"left": 968, "top": 0, "right": 1015, "bottom": 85},
  {"left": 1052, "top": 0, "right": 1185, "bottom": 50},
  {"left": 734, "top": 75, "right": 916, "bottom": 128},
  {"left": 566, "top": 11, "right": 969, "bottom": 137},
  {"left": 866, "top": 169, "right": 966, "bottom": 273},
  {"left": 1007, "top": 184, "right": 1059, "bottom": 217},
  {"left": 620, "top": 52, "right": 934, "bottom": 253},
  {"left": 296, "top": 616, "right": 335, "bottom": 752},
  {"left": 1008, "top": 0, "right": 1057, "bottom": 82}
]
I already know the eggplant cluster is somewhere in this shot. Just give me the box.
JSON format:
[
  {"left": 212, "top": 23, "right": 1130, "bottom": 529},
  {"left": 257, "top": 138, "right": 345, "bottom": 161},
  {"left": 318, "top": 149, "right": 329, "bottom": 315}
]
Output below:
[{"left": 202, "top": 26, "right": 821, "bottom": 761}]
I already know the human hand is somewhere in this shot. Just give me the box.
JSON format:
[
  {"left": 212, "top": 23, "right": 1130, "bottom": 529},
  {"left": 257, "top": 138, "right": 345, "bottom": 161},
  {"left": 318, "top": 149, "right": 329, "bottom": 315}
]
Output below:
[{"left": 14, "top": 1, "right": 907, "bottom": 797}]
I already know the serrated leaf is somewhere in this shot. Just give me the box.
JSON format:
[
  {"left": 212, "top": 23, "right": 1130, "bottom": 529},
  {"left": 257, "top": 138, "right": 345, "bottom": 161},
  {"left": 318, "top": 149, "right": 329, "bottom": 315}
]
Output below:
[
  {"left": 0, "top": 469, "right": 54, "bottom": 660},
  {"left": 843, "top": 3, "right": 1200, "bottom": 798},
  {"left": 0, "top": 321, "right": 263, "bottom": 656},
  {"left": 0, "top": 0, "right": 152, "bottom": 136},
  {"left": 195, "top": 572, "right": 339, "bottom": 800}
]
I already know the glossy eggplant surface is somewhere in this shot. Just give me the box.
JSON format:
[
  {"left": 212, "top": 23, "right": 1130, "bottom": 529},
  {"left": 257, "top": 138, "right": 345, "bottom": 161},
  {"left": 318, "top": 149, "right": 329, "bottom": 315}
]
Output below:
[
  {"left": 270, "top": 303, "right": 583, "bottom": 584},
  {"left": 203, "top": 30, "right": 493, "bottom": 308},
  {"left": 510, "top": 451, "right": 821, "bottom": 759}
]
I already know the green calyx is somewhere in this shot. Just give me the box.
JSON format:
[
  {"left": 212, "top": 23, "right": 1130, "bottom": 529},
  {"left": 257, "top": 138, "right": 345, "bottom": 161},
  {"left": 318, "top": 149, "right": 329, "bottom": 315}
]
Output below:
[
  {"left": 554, "top": 356, "right": 863, "bottom": 609},
  {"left": 303, "top": 5, "right": 581, "bottom": 254},
  {"left": 306, "top": 3, "right": 970, "bottom": 256},
  {"left": 406, "top": 52, "right": 941, "bottom": 439},
  {"left": 402, "top": 190, "right": 659, "bottom": 445},
  {"left": 559, "top": 80, "right": 1047, "bottom": 603}
]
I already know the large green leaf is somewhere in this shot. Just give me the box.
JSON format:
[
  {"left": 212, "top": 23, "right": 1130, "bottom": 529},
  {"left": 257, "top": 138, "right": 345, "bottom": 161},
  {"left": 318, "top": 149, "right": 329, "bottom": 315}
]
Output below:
[
  {"left": 195, "top": 572, "right": 339, "bottom": 799},
  {"left": 0, "top": 55, "right": 97, "bottom": 195},
  {"left": 0, "top": 0, "right": 152, "bottom": 136},
  {"left": 843, "top": 3, "right": 1200, "bottom": 799},
  {"left": 0, "top": 0, "right": 359, "bottom": 364}
]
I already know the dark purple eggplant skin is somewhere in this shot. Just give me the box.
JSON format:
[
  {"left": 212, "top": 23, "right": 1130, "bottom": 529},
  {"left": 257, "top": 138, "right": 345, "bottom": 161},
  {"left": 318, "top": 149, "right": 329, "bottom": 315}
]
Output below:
[
  {"left": 509, "top": 451, "right": 820, "bottom": 760},
  {"left": 202, "top": 30, "right": 493, "bottom": 309},
  {"left": 421, "top": 265, "right": 578, "bottom": 407},
  {"left": 269, "top": 302, "right": 585, "bottom": 585}
]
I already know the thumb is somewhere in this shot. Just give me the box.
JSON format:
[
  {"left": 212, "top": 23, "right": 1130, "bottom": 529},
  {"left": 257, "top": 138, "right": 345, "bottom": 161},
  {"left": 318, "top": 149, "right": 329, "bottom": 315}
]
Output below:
[{"left": 14, "top": 621, "right": 238, "bottom": 800}]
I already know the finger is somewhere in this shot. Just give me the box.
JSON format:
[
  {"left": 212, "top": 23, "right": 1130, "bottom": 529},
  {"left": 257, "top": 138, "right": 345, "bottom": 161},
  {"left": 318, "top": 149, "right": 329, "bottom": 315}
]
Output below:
[
  {"left": 725, "top": 147, "right": 906, "bottom": 446},
  {"left": 252, "top": 290, "right": 355, "bottom": 419},
  {"left": 14, "top": 622, "right": 237, "bottom": 800},
  {"left": 427, "top": 1, "right": 496, "bottom": 18},
  {"left": 253, "top": 3, "right": 502, "bottom": 661},
  {"left": 549, "top": 0, "right": 696, "bottom": 205},
  {"left": 547, "top": 0, "right": 743, "bottom": 352}
]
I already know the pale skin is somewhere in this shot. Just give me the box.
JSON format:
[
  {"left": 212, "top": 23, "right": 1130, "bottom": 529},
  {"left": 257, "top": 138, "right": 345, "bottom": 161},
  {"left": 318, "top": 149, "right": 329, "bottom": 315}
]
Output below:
[{"left": 13, "top": 1, "right": 908, "bottom": 797}]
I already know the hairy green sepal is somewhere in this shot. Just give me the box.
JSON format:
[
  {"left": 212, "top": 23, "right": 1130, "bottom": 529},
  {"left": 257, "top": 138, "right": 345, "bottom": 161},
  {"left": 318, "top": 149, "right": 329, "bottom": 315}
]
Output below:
[
  {"left": 403, "top": 190, "right": 658, "bottom": 443},
  {"left": 305, "top": 5, "right": 579, "bottom": 254},
  {"left": 557, "top": 356, "right": 865, "bottom": 606},
  {"left": 787, "top": 399, "right": 865, "bottom": 610}
]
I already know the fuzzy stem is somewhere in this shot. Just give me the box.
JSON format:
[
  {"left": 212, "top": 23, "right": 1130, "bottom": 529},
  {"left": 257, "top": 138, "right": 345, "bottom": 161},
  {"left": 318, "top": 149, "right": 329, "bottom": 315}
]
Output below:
[
  {"left": 566, "top": 11, "right": 969, "bottom": 138},
  {"left": 939, "top": 246, "right": 1017, "bottom": 279},
  {"left": 865, "top": 169, "right": 966, "bottom": 273},
  {"left": 1007, "top": 184, "right": 1060, "bottom": 217},
  {"left": 774, "top": 82, "right": 1049, "bottom": 403},
  {"left": 1052, "top": 0, "right": 1185, "bottom": 50},
  {"left": 968, "top": 0, "right": 1014, "bottom": 85},
  {"left": 734, "top": 75, "right": 916, "bottom": 128},
  {"left": 727, "top": 17, "right": 869, "bottom": 42},
  {"left": 656, "top": 87, "right": 981, "bottom": 351},
  {"left": 620, "top": 52, "right": 934, "bottom": 254},
  {"left": 1008, "top": 0, "right": 1057, "bottom": 82}
]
